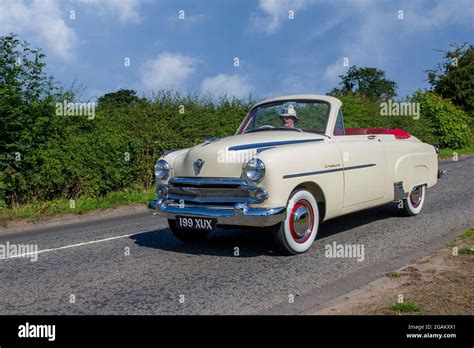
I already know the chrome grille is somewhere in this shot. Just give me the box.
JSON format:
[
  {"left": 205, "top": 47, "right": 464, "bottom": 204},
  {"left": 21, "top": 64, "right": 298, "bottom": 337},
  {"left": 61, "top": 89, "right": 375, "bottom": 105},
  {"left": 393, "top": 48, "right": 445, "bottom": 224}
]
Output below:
[{"left": 166, "top": 177, "right": 265, "bottom": 205}]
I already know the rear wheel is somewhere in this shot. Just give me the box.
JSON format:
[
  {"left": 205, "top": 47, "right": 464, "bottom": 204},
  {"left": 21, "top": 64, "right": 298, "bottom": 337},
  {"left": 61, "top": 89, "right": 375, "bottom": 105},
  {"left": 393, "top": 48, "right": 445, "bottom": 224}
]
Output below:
[
  {"left": 168, "top": 219, "right": 210, "bottom": 242},
  {"left": 403, "top": 185, "right": 426, "bottom": 216},
  {"left": 273, "top": 189, "right": 320, "bottom": 255}
]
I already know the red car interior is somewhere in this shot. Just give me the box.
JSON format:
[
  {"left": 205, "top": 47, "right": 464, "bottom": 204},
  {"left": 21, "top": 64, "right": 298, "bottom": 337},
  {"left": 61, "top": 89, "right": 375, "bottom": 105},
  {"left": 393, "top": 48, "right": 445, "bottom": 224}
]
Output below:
[{"left": 335, "top": 128, "right": 411, "bottom": 139}]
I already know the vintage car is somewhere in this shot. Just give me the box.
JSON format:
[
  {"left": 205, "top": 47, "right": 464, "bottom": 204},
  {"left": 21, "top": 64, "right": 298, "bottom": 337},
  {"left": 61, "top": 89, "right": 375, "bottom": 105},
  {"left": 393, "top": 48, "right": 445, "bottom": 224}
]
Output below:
[{"left": 149, "top": 95, "right": 440, "bottom": 255}]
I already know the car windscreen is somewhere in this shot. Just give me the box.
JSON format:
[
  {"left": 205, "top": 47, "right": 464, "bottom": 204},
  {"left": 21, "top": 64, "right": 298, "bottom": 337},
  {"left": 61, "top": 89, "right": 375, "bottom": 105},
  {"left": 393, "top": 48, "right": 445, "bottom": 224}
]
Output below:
[{"left": 243, "top": 100, "right": 330, "bottom": 134}]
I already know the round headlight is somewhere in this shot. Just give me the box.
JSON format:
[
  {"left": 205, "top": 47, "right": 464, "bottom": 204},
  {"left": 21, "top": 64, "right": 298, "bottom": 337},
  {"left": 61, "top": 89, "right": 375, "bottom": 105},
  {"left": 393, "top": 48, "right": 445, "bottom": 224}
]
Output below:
[
  {"left": 154, "top": 159, "right": 170, "bottom": 180},
  {"left": 244, "top": 158, "right": 265, "bottom": 183}
]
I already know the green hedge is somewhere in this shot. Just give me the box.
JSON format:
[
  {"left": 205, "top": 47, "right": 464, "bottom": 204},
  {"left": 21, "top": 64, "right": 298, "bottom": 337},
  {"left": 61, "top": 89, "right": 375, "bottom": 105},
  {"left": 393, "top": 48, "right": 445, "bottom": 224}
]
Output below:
[
  {"left": 339, "top": 92, "right": 471, "bottom": 148},
  {"left": 411, "top": 91, "right": 471, "bottom": 148},
  {"left": 2, "top": 93, "right": 252, "bottom": 206}
]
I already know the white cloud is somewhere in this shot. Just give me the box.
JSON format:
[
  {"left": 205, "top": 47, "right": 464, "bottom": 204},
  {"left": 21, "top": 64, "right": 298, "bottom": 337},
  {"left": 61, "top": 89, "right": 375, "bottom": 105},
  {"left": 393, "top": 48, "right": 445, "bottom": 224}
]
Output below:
[
  {"left": 310, "top": 15, "right": 345, "bottom": 39},
  {"left": 201, "top": 74, "right": 254, "bottom": 99},
  {"left": 0, "top": 0, "right": 144, "bottom": 60},
  {"left": 140, "top": 52, "right": 197, "bottom": 91},
  {"left": 323, "top": 60, "right": 349, "bottom": 85},
  {"left": 320, "top": 0, "right": 474, "bottom": 91},
  {"left": 404, "top": 0, "right": 474, "bottom": 30},
  {"left": 92, "top": 0, "right": 142, "bottom": 24},
  {"left": 251, "top": 0, "right": 310, "bottom": 34},
  {"left": 0, "top": 0, "right": 77, "bottom": 59}
]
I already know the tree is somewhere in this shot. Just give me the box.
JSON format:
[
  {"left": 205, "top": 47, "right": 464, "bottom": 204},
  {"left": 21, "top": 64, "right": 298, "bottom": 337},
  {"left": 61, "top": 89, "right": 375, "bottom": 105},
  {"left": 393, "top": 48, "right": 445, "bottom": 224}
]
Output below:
[
  {"left": 427, "top": 43, "right": 474, "bottom": 122},
  {"left": 97, "top": 89, "right": 145, "bottom": 108},
  {"left": 329, "top": 66, "right": 398, "bottom": 101},
  {"left": 0, "top": 34, "right": 61, "bottom": 205}
]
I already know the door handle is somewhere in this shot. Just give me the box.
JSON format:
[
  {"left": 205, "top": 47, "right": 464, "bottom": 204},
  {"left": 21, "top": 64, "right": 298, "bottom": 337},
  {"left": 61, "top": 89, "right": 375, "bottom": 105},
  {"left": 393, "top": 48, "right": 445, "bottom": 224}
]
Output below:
[{"left": 367, "top": 135, "right": 376, "bottom": 140}]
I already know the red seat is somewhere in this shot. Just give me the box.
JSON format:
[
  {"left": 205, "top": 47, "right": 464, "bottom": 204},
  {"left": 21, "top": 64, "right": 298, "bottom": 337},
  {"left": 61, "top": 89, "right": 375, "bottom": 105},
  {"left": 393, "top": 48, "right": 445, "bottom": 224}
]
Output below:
[{"left": 343, "top": 128, "right": 411, "bottom": 139}]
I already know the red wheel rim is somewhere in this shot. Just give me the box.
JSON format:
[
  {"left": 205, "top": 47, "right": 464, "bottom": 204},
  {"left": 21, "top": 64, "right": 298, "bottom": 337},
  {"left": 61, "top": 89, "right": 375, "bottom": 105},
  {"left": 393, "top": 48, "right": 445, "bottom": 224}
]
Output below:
[{"left": 289, "top": 199, "right": 314, "bottom": 244}]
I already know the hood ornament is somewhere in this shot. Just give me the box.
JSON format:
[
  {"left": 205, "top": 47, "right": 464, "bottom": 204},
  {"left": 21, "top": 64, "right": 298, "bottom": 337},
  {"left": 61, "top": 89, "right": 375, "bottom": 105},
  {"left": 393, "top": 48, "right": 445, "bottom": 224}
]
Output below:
[{"left": 194, "top": 159, "right": 205, "bottom": 175}]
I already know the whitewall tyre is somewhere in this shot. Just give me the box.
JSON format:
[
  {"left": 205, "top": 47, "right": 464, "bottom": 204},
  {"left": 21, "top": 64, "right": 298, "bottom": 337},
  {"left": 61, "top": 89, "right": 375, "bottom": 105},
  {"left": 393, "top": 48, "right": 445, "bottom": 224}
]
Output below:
[
  {"left": 403, "top": 185, "right": 426, "bottom": 216},
  {"left": 273, "top": 189, "right": 319, "bottom": 255}
]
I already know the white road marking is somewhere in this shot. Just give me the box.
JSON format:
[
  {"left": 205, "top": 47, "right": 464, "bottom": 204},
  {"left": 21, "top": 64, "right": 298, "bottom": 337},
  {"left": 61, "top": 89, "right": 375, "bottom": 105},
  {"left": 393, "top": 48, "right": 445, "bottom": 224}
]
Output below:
[{"left": 4, "top": 233, "right": 137, "bottom": 260}]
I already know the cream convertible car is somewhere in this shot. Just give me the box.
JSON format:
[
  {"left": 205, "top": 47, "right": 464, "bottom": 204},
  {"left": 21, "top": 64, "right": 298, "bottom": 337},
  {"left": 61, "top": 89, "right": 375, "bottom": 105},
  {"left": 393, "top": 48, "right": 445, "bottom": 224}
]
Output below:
[{"left": 149, "top": 95, "right": 441, "bottom": 255}]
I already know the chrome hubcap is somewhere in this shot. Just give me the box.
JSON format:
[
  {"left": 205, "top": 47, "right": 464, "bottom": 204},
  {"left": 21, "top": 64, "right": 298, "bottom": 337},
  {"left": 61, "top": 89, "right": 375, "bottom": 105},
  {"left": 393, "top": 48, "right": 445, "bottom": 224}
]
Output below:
[
  {"left": 410, "top": 186, "right": 423, "bottom": 207},
  {"left": 292, "top": 206, "right": 311, "bottom": 238},
  {"left": 290, "top": 200, "right": 314, "bottom": 243}
]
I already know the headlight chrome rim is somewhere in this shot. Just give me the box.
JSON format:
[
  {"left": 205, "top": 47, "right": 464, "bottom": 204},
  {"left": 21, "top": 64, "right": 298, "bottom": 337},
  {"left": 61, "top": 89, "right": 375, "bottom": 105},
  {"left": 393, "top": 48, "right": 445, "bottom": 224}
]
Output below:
[
  {"left": 244, "top": 158, "right": 265, "bottom": 183},
  {"left": 154, "top": 159, "right": 170, "bottom": 180}
]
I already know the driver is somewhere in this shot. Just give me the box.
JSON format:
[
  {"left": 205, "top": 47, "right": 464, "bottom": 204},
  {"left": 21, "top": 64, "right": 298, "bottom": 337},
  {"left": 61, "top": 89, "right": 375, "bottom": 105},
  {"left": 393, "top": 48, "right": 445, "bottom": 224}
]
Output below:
[{"left": 279, "top": 105, "right": 299, "bottom": 128}]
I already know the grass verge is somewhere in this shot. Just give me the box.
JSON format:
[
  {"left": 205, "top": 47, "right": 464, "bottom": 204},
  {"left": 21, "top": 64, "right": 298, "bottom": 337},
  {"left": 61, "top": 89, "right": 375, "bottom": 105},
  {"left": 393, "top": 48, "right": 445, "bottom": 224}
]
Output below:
[
  {"left": 0, "top": 188, "right": 156, "bottom": 223},
  {"left": 460, "top": 227, "right": 474, "bottom": 241},
  {"left": 390, "top": 301, "right": 422, "bottom": 313},
  {"left": 439, "top": 145, "right": 474, "bottom": 159}
]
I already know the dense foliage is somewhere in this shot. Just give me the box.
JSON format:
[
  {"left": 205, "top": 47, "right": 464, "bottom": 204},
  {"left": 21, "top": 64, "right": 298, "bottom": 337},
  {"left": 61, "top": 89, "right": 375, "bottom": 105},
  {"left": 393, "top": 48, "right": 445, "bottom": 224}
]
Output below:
[
  {"left": 427, "top": 43, "right": 474, "bottom": 123},
  {"left": 329, "top": 66, "right": 398, "bottom": 101},
  {"left": 339, "top": 92, "right": 471, "bottom": 148},
  {"left": 411, "top": 91, "right": 471, "bottom": 149}
]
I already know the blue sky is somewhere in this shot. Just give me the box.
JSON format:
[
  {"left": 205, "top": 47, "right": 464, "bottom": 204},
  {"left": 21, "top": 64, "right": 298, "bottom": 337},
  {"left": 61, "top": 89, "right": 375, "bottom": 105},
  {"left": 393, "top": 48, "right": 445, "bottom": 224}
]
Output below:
[{"left": 1, "top": 0, "right": 473, "bottom": 101}]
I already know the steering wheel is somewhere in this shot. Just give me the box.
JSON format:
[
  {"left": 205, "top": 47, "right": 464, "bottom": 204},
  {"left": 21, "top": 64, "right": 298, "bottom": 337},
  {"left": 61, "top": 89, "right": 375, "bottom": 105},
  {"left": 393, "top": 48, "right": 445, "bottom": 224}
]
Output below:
[{"left": 258, "top": 125, "right": 275, "bottom": 129}]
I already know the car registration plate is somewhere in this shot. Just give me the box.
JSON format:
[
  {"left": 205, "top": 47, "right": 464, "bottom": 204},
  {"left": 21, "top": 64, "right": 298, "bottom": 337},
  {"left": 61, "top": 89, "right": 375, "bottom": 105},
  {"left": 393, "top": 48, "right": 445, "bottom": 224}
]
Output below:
[{"left": 176, "top": 216, "right": 216, "bottom": 230}]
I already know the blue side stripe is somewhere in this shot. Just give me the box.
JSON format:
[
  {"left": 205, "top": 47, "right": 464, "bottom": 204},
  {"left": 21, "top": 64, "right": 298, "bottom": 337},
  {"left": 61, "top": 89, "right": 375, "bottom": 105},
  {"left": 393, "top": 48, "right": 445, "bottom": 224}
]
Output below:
[
  {"left": 228, "top": 138, "right": 323, "bottom": 151},
  {"left": 283, "top": 163, "right": 376, "bottom": 179}
]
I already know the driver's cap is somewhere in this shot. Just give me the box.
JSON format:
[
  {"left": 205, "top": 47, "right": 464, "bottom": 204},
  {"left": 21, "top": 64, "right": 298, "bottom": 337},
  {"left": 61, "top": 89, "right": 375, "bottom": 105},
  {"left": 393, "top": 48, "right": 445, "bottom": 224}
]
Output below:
[{"left": 279, "top": 104, "right": 299, "bottom": 120}]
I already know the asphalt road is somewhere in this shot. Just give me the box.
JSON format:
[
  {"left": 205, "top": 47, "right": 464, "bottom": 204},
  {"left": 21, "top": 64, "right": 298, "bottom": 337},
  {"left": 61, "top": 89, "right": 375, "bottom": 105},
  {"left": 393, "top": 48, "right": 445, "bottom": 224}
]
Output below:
[{"left": 1, "top": 156, "right": 473, "bottom": 315}]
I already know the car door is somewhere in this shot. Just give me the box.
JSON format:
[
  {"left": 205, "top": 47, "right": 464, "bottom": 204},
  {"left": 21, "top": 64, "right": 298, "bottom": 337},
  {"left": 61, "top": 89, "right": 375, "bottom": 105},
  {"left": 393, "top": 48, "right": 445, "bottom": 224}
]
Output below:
[{"left": 337, "top": 135, "right": 388, "bottom": 207}]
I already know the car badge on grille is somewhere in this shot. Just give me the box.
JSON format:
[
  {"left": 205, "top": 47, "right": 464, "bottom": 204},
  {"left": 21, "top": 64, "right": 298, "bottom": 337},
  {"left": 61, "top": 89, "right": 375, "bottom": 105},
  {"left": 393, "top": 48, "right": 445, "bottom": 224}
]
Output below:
[{"left": 194, "top": 159, "right": 205, "bottom": 175}]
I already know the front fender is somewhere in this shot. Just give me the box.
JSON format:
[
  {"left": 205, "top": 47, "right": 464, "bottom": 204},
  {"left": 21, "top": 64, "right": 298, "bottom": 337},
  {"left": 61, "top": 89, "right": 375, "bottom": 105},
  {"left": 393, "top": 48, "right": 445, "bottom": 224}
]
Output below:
[{"left": 255, "top": 141, "right": 343, "bottom": 220}]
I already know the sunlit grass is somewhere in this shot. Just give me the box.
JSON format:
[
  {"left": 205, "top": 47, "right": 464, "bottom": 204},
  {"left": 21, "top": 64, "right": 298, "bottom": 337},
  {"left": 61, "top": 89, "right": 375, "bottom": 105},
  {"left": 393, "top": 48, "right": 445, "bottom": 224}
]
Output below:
[
  {"left": 390, "top": 301, "right": 421, "bottom": 313},
  {"left": 458, "top": 246, "right": 474, "bottom": 255},
  {"left": 0, "top": 188, "right": 156, "bottom": 223},
  {"left": 439, "top": 145, "right": 474, "bottom": 159},
  {"left": 460, "top": 227, "right": 474, "bottom": 241}
]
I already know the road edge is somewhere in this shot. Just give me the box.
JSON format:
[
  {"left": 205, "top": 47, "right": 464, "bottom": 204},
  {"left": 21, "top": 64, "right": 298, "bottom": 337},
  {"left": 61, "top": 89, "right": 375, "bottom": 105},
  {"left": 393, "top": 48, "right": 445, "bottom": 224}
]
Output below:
[{"left": 0, "top": 204, "right": 150, "bottom": 235}]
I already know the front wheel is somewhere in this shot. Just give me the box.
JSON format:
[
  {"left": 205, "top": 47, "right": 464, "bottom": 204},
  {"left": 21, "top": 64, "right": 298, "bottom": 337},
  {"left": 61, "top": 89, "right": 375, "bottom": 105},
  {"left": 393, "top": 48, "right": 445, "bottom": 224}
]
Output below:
[
  {"left": 273, "top": 189, "right": 320, "bottom": 255},
  {"left": 168, "top": 219, "right": 210, "bottom": 242},
  {"left": 403, "top": 185, "right": 426, "bottom": 216}
]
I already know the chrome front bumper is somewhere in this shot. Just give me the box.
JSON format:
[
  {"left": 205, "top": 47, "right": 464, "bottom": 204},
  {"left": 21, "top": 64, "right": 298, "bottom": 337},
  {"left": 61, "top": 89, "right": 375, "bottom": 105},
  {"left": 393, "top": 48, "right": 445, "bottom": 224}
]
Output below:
[{"left": 148, "top": 199, "right": 286, "bottom": 227}]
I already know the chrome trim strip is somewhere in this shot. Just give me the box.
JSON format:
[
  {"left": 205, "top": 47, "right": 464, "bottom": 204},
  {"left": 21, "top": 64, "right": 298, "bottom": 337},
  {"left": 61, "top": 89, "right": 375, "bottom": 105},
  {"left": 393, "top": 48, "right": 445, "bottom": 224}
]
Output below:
[
  {"left": 169, "top": 177, "right": 248, "bottom": 187},
  {"left": 283, "top": 163, "right": 376, "bottom": 179},
  {"left": 167, "top": 195, "right": 264, "bottom": 204},
  {"left": 167, "top": 186, "right": 266, "bottom": 204},
  {"left": 228, "top": 138, "right": 323, "bottom": 151}
]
